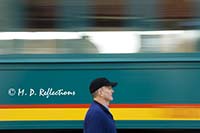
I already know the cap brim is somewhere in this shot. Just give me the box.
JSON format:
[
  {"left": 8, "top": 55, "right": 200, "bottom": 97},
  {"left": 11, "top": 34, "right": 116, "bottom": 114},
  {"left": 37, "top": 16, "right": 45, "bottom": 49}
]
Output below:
[{"left": 110, "top": 82, "right": 117, "bottom": 87}]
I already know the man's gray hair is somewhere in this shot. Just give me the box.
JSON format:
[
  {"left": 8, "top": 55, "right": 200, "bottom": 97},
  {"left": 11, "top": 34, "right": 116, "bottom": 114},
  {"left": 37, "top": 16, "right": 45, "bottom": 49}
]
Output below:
[{"left": 91, "top": 90, "right": 99, "bottom": 98}]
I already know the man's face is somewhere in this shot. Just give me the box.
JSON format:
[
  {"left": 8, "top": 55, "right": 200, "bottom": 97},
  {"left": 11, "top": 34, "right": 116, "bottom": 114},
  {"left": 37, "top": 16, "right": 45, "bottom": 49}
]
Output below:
[{"left": 100, "top": 86, "right": 114, "bottom": 102}]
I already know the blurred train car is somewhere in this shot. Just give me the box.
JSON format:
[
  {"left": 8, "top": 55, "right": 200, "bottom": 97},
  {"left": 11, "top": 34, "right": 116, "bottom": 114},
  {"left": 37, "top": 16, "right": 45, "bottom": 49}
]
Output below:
[
  {"left": 0, "top": 53, "right": 200, "bottom": 133},
  {"left": 0, "top": 0, "right": 200, "bottom": 133}
]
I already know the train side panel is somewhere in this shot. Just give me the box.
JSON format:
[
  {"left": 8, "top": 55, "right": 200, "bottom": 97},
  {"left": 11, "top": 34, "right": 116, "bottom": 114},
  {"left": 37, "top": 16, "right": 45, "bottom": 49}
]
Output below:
[{"left": 0, "top": 53, "right": 200, "bottom": 129}]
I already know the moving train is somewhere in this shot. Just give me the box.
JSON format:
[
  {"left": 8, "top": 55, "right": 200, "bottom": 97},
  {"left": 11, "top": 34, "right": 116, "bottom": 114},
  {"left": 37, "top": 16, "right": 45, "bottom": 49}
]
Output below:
[
  {"left": 0, "top": 0, "right": 200, "bottom": 132},
  {"left": 0, "top": 53, "right": 200, "bottom": 132}
]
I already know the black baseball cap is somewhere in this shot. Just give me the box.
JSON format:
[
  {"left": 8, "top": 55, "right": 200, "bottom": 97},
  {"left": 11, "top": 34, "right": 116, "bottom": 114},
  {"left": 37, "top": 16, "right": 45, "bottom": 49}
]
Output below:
[{"left": 89, "top": 77, "right": 117, "bottom": 94}]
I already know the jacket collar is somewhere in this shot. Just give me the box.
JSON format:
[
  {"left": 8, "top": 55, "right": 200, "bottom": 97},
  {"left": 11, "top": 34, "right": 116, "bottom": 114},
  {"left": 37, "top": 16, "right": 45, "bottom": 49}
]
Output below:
[{"left": 93, "top": 100, "right": 114, "bottom": 120}]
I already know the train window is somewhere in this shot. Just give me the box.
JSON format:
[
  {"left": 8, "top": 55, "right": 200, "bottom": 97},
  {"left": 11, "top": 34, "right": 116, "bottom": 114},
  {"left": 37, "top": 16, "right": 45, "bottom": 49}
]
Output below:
[
  {"left": 0, "top": 0, "right": 199, "bottom": 54},
  {"left": 0, "top": 30, "right": 198, "bottom": 54},
  {"left": 24, "top": 0, "right": 57, "bottom": 29}
]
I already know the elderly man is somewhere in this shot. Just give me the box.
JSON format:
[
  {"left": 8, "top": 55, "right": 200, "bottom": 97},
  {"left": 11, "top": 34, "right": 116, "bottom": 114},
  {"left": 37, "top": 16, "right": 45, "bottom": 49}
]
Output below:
[{"left": 84, "top": 77, "right": 118, "bottom": 133}]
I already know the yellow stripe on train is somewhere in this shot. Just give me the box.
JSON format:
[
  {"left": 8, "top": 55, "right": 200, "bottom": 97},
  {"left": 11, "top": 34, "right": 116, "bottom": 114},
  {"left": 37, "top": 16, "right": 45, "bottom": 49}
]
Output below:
[{"left": 0, "top": 108, "right": 200, "bottom": 121}]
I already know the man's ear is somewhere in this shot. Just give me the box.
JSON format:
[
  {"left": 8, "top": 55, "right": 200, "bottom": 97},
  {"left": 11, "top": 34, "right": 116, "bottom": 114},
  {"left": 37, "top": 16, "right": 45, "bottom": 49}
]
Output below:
[{"left": 98, "top": 88, "right": 103, "bottom": 96}]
